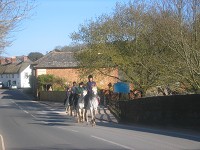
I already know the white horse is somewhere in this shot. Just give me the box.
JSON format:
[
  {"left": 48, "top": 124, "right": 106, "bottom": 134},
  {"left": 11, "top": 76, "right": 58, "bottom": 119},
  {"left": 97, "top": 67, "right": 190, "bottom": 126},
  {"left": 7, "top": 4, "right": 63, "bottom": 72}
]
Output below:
[
  {"left": 85, "top": 86, "right": 99, "bottom": 126},
  {"left": 76, "top": 89, "right": 87, "bottom": 123}
]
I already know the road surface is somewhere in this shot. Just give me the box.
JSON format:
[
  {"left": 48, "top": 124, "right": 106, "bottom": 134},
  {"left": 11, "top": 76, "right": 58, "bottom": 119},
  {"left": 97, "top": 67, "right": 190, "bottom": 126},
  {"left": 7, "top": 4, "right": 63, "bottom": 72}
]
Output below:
[{"left": 0, "top": 89, "right": 200, "bottom": 150}]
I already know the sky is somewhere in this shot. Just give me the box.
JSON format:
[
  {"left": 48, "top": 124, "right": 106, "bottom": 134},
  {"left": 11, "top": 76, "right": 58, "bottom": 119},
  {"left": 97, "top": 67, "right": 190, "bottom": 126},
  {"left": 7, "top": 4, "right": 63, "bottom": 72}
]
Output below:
[{"left": 3, "top": 0, "right": 128, "bottom": 57}]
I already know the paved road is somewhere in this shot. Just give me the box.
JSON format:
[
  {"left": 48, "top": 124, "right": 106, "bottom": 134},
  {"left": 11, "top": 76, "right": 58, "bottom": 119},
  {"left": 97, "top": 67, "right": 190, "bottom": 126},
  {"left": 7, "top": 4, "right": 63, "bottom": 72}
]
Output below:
[{"left": 0, "top": 89, "right": 200, "bottom": 150}]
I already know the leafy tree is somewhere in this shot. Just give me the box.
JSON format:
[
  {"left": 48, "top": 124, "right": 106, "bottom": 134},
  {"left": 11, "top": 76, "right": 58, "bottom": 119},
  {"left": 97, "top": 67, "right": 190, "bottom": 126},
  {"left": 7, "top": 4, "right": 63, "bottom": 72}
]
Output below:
[
  {"left": 37, "top": 74, "right": 54, "bottom": 91},
  {"left": 37, "top": 74, "right": 66, "bottom": 91},
  {"left": 72, "top": 1, "right": 161, "bottom": 93},
  {"left": 71, "top": 0, "right": 200, "bottom": 94},
  {"left": 53, "top": 76, "right": 66, "bottom": 91},
  {"left": 28, "top": 52, "right": 44, "bottom": 61}
]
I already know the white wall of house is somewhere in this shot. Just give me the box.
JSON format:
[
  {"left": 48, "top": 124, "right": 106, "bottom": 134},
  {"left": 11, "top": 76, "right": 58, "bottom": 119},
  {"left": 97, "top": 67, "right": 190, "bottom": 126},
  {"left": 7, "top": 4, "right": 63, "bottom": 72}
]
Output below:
[
  {"left": 20, "top": 65, "right": 32, "bottom": 88},
  {"left": 0, "top": 65, "right": 32, "bottom": 88},
  {"left": 0, "top": 74, "right": 19, "bottom": 87},
  {"left": 37, "top": 69, "right": 46, "bottom": 76}
]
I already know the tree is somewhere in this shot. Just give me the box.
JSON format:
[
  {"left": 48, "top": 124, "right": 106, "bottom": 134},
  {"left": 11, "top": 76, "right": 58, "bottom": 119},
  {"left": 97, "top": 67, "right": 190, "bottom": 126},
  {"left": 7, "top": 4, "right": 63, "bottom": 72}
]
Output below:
[
  {"left": 151, "top": 0, "right": 200, "bottom": 92},
  {"left": 71, "top": 0, "right": 200, "bottom": 94},
  {"left": 0, "top": 0, "right": 35, "bottom": 54},
  {"left": 37, "top": 74, "right": 66, "bottom": 91},
  {"left": 72, "top": 1, "right": 162, "bottom": 93},
  {"left": 28, "top": 52, "right": 44, "bottom": 61}
]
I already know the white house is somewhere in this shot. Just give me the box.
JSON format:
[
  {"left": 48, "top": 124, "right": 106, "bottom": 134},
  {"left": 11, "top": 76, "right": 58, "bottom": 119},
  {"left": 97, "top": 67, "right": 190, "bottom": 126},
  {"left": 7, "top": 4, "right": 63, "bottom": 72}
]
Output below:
[{"left": 0, "top": 56, "right": 32, "bottom": 88}]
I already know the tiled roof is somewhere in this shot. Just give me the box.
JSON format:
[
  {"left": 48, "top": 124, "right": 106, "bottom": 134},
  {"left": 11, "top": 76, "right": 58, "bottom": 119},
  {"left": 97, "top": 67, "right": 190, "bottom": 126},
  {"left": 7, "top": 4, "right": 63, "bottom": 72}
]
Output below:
[
  {"left": 0, "top": 62, "right": 30, "bottom": 74},
  {"left": 34, "top": 50, "right": 78, "bottom": 68}
]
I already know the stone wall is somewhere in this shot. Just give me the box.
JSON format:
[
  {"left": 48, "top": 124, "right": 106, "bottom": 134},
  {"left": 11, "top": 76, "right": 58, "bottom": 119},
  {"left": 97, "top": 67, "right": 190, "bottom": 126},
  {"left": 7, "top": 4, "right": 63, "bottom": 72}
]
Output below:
[
  {"left": 39, "top": 91, "right": 66, "bottom": 102},
  {"left": 119, "top": 94, "right": 200, "bottom": 129}
]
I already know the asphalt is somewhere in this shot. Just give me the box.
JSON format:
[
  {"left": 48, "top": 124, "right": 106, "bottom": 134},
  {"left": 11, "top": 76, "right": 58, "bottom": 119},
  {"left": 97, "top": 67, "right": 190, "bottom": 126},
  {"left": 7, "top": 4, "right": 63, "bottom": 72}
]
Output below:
[
  {"left": 17, "top": 89, "right": 200, "bottom": 140},
  {"left": 18, "top": 89, "right": 118, "bottom": 123},
  {"left": 39, "top": 101, "right": 119, "bottom": 123}
]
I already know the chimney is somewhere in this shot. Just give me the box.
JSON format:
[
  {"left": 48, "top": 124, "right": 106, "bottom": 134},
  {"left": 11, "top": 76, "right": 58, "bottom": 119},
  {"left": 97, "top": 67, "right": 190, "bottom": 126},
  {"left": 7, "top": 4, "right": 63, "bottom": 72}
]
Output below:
[
  {"left": 11, "top": 57, "right": 17, "bottom": 63},
  {"left": 0, "top": 58, "right": 6, "bottom": 65},
  {"left": 5, "top": 58, "right": 11, "bottom": 64},
  {"left": 22, "top": 56, "right": 28, "bottom": 62}
]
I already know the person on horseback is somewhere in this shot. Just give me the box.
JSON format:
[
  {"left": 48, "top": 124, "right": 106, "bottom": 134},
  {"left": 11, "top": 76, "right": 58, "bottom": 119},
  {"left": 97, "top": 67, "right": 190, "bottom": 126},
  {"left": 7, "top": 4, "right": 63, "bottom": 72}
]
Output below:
[
  {"left": 74, "top": 82, "right": 84, "bottom": 108},
  {"left": 87, "top": 75, "right": 96, "bottom": 95},
  {"left": 69, "top": 81, "right": 77, "bottom": 109},
  {"left": 84, "top": 75, "right": 96, "bottom": 108},
  {"left": 63, "top": 86, "right": 72, "bottom": 114},
  {"left": 76, "top": 82, "right": 84, "bottom": 96},
  {"left": 64, "top": 86, "right": 71, "bottom": 106}
]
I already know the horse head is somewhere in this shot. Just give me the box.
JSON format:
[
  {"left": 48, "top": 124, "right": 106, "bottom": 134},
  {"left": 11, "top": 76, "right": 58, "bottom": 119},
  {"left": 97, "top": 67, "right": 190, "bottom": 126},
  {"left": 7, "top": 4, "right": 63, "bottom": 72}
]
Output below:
[
  {"left": 82, "top": 89, "right": 87, "bottom": 97},
  {"left": 92, "top": 86, "right": 98, "bottom": 95}
]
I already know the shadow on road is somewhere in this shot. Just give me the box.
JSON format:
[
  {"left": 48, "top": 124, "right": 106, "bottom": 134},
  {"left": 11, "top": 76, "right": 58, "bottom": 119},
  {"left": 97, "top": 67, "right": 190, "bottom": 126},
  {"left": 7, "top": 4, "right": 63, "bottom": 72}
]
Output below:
[
  {"left": 2, "top": 89, "right": 200, "bottom": 143},
  {"left": 1, "top": 90, "right": 30, "bottom": 100},
  {"left": 96, "top": 121, "right": 200, "bottom": 142}
]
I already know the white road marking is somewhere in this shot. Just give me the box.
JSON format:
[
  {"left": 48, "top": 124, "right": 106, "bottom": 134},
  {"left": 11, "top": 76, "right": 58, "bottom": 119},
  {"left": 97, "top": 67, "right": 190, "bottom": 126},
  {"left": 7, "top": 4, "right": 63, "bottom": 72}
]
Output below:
[
  {"left": 0, "top": 134, "right": 5, "bottom": 150},
  {"left": 91, "top": 135, "right": 134, "bottom": 150},
  {"left": 12, "top": 101, "right": 27, "bottom": 113},
  {"left": 68, "top": 129, "right": 79, "bottom": 133},
  {"left": 30, "top": 114, "right": 37, "bottom": 119},
  {"left": 23, "top": 110, "right": 29, "bottom": 114}
]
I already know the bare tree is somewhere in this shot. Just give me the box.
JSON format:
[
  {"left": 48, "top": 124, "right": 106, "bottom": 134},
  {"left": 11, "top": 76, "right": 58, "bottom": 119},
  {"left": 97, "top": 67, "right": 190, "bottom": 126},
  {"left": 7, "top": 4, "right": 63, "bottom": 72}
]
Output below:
[
  {"left": 0, "top": 0, "right": 35, "bottom": 54},
  {"left": 153, "top": 0, "right": 200, "bottom": 92}
]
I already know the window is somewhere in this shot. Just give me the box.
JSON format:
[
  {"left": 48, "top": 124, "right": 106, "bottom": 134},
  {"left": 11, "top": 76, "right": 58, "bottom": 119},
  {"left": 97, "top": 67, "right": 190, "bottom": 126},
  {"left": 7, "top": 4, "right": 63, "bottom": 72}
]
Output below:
[
  {"left": 24, "top": 73, "right": 29, "bottom": 79},
  {"left": 12, "top": 74, "right": 14, "bottom": 78},
  {"left": 12, "top": 81, "right": 16, "bottom": 85}
]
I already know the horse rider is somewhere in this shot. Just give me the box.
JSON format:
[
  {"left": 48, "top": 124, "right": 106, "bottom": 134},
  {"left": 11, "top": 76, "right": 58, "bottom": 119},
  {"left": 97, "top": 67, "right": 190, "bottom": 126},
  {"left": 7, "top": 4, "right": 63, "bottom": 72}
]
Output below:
[
  {"left": 69, "top": 81, "right": 77, "bottom": 108},
  {"left": 74, "top": 82, "right": 84, "bottom": 109},
  {"left": 64, "top": 86, "right": 71, "bottom": 106},
  {"left": 85, "top": 75, "right": 96, "bottom": 108}
]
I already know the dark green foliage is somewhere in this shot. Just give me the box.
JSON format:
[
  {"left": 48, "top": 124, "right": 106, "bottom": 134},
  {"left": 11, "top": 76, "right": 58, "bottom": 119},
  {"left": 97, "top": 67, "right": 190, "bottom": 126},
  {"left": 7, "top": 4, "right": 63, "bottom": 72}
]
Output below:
[
  {"left": 71, "top": 0, "right": 200, "bottom": 94},
  {"left": 28, "top": 52, "right": 44, "bottom": 62},
  {"left": 37, "top": 74, "right": 66, "bottom": 91}
]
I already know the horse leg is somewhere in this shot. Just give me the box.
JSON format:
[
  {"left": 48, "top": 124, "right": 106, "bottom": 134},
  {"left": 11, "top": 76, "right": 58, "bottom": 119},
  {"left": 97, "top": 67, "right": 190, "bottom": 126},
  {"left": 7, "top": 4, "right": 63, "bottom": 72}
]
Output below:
[
  {"left": 85, "top": 109, "right": 89, "bottom": 124},
  {"left": 90, "top": 107, "right": 94, "bottom": 126},
  {"left": 77, "top": 108, "right": 80, "bottom": 123},
  {"left": 82, "top": 109, "right": 85, "bottom": 123},
  {"left": 74, "top": 107, "right": 77, "bottom": 117},
  {"left": 72, "top": 106, "right": 76, "bottom": 117},
  {"left": 80, "top": 108, "right": 83, "bottom": 123},
  {"left": 69, "top": 106, "right": 72, "bottom": 116},
  {"left": 93, "top": 109, "right": 96, "bottom": 126},
  {"left": 65, "top": 105, "right": 69, "bottom": 114}
]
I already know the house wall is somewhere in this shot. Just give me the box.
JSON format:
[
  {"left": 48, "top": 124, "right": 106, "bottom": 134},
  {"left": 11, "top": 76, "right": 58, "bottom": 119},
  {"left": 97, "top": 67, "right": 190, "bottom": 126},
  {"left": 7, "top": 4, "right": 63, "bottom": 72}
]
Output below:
[
  {"left": 36, "top": 68, "right": 119, "bottom": 89},
  {"left": 0, "top": 73, "right": 19, "bottom": 87},
  {"left": 20, "top": 65, "right": 32, "bottom": 88},
  {"left": 46, "top": 68, "right": 79, "bottom": 83},
  {"left": 37, "top": 69, "right": 46, "bottom": 76}
]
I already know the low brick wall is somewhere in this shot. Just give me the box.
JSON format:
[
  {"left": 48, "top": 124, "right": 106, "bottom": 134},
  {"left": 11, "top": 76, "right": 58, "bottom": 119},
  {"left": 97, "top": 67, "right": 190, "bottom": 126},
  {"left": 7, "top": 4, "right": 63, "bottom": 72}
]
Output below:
[
  {"left": 119, "top": 94, "right": 200, "bottom": 129},
  {"left": 39, "top": 91, "right": 66, "bottom": 103}
]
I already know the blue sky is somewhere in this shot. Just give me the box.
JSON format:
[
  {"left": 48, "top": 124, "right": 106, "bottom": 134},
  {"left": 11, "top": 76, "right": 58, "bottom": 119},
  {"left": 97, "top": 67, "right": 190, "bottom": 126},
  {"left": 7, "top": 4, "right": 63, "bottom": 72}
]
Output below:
[{"left": 3, "top": 0, "right": 127, "bottom": 57}]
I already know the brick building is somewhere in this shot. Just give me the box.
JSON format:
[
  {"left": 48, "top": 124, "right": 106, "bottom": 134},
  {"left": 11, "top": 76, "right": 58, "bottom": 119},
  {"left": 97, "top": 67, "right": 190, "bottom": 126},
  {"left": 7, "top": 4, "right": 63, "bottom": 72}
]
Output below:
[{"left": 32, "top": 50, "right": 119, "bottom": 96}]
